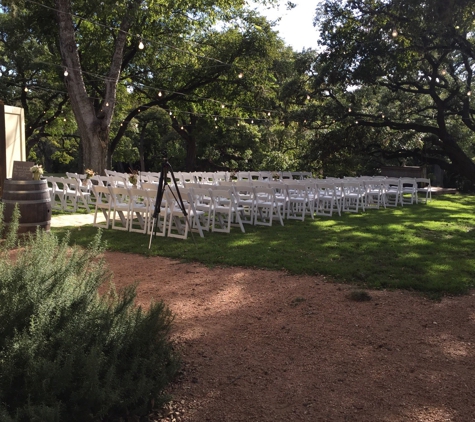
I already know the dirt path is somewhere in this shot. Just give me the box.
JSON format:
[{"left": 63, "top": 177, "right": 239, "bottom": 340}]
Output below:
[{"left": 104, "top": 251, "right": 475, "bottom": 422}]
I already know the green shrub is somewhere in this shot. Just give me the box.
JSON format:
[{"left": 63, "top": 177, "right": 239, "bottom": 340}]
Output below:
[{"left": 0, "top": 203, "right": 180, "bottom": 421}]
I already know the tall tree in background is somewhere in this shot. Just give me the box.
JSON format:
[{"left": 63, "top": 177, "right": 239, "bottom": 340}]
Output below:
[
  {"left": 313, "top": 0, "right": 475, "bottom": 184},
  {"left": 2, "top": 0, "right": 276, "bottom": 174}
]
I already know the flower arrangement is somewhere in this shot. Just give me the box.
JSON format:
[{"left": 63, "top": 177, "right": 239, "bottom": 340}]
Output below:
[
  {"left": 30, "top": 164, "right": 44, "bottom": 180},
  {"left": 85, "top": 169, "right": 95, "bottom": 179},
  {"left": 129, "top": 170, "right": 138, "bottom": 186}
]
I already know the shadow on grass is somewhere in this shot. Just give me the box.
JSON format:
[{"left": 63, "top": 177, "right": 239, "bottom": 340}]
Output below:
[{"left": 54, "top": 194, "right": 475, "bottom": 295}]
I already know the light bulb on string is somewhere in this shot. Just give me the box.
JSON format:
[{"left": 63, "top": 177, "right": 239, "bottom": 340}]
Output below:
[
  {"left": 441, "top": 69, "right": 447, "bottom": 76},
  {"left": 169, "top": 111, "right": 173, "bottom": 115},
  {"left": 238, "top": 73, "right": 243, "bottom": 79},
  {"left": 105, "top": 102, "right": 109, "bottom": 107},
  {"left": 391, "top": 29, "right": 398, "bottom": 37},
  {"left": 158, "top": 91, "right": 162, "bottom": 97},
  {"left": 267, "top": 112, "right": 271, "bottom": 116},
  {"left": 221, "top": 104, "right": 225, "bottom": 109},
  {"left": 138, "top": 40, "right": 144, "bottom": 50},
  {"left": 467, "top": 91, "right": 472, "bottom": 96},
  {"left": 24, "top": 87, "right": 28, "bottom": 92},
  {"left": 64, "top": 69, "right": 69, "bottom": 77}
]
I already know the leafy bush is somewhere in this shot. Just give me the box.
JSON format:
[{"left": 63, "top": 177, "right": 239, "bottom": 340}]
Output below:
[{"left": 0, "top": 203, "right": 180, "bottom": 421}]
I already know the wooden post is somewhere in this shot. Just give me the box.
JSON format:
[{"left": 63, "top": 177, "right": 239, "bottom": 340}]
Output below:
[{"left": 0, "top": 100, "right": 6, "bottom": 196}]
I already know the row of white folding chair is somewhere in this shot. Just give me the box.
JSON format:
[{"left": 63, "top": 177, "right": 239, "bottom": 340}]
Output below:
[
  {"left": 217, "top": 180, "right": 327, "bottom": 220},
  {"left": 44, "top": 176, "right": 91, "bottom": 212},
  {"left": 93, "top": 184, "right": 182, "bottom": 237},
  {"left": 345, "top": 176, "right": 431, "bottom": 205},
  {"left": 92, "top": 185, "right": 151, "bottom": 233},
  {"left": 228, "top": 180, "right": 340, "bottom": 219},
  {"left": 165, "top": 186, "right": 246, "bottom": 237},
  {"left": 180, "top": 184, "right": 284, "bottom": 229},
  {"left": 91, "top": 183, "right": 245, "bottom": 239}
]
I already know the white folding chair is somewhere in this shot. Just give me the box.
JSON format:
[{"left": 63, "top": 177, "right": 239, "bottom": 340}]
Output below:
[
  {"left": 362, "top": 179, "right": 385, "bottom": 209},
  {"left": 314, "top": 182, "right": 341, "bottom": 217},
  {"left": 341, "top": 181, "right": 365, "bottom": 213},
  {"left": 232, "top": 182, "right": 255, "bottom": 225},
  {"left": 128, "top": 187, "right": 151, "bottom": 234},
  {"left": 165, "top": 188, "right": 198, "bottom": 239},
  {"left": 45, "top": 176, "right": 65, "bottom": 211},
  {"left": 91, "top": 185, "right": 112, "bottom": 229},
  {"left": 382, "top": 178, "right": 402, "bottom": 207},
  {"left": 253, "top": 186, "right": 284, "bottom": 226},
  {"left": 210, "top": 188, "right": 245, "bottom": 233},
  {"left": 189, "top": 187, "right": 213, "bottom": 232},
  {"left": 400, "top": 178, "right": 417, "bottom": 205},
  {"left": 285, "top": 183, "right": 313, "bottom": 221},
  {"left": 63, "top": 178, "right": 91, "bottom": 213},
  {"left": 415, "top": 178, "right": 432, "bottom": 204},
  {"left": 108, "top": 186, "right": 130, "bottom": 231}
]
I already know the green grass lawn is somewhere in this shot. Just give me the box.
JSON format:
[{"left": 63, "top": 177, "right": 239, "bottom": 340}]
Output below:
[{"left": 53, "top": 194, "right": 475, "bottom": 296}]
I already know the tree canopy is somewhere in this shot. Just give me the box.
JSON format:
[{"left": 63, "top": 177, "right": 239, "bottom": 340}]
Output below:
[{"left": 311, "top": 0, "right": 475, "bottom": 185}]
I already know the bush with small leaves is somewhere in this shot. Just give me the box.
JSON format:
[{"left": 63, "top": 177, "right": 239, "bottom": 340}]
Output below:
[{"left": 0, "top": 203, "right": 180, "bottom": 421}]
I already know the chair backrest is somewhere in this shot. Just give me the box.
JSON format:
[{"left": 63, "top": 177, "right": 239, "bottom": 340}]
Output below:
[
  {"left": 415, "top": 178, "right": 431, "bottom": 188},
  {"left": 92, "top": 185, "right": 112, "bottom": 206},
  {"left": 213, "top": 171, "right": 228, "bottom": 183},
  {"left": 237, "top": 171, "right": 250, "bottom": 181},
  {"left": 128, "top": 187, "right": 150, "bottom": 208},
  {"left": 141, "top": 181, "right": 158, "bottom": 191},
  {"left": 253, "top": 186, "right": 278, "bottom": 206},
  {"left": 108, "top": 186, "right": 130, "bottom": 207}
]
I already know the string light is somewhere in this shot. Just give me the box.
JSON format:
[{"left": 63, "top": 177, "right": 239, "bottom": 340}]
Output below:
[
  {"left": 24, "top": 87, "right": 28, "bottom": 92},
  {"left": 14, "top": 78, "right": 276, "bottom": 127},
  {"left": 64, "top": 69, "right": 69, "bottom": 77},
  {"left": 238, "top": 73, "right": 243, "bottom": 78},
  {"left": 138, "top": 40, "right": 145, "bottom": 50},
  {"left": 158, "top": 91, "right": 162, "bottom": 97},
  {"left": 391, "top": 29, "right": 398, "bottom": 37},
  {"left": 467, "top": 91, "right": 472, "bottom": 96}
]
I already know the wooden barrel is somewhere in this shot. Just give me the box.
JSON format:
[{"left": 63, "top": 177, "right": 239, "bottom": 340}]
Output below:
[{"left": 2, "top": 179, "right": 51, "bottom": 234}]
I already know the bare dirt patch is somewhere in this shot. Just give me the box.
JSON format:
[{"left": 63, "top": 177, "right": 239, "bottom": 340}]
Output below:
[{"left": 104, "top": 251, "right": 475, "bottom": 422}]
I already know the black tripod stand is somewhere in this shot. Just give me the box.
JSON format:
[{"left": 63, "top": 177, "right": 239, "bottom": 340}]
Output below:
[{"left": 148, "top": 151, "right": 190, "bottom": 249}]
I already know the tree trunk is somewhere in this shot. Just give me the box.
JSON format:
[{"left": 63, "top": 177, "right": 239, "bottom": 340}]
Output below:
[
  {"left": 55, "top": 0, "right": 139, "bottom": 175},
  {"left": 440, "top": 133, "right": 475, "bottom": 183},
  {"left": 185, "top": 138, "right": 197, "bottom": 171}
]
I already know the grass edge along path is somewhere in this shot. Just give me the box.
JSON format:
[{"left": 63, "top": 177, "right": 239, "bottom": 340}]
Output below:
[{"left": 55, "top": 194, "right": 475, "bottom": 296}]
